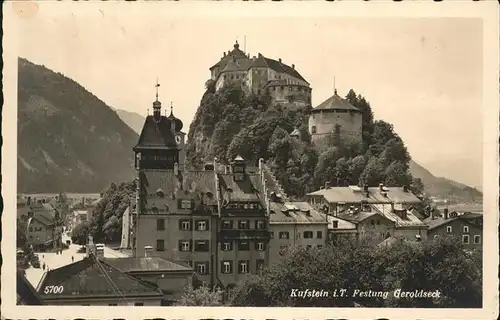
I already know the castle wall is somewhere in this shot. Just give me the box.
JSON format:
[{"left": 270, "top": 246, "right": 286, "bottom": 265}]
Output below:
[
  {"left": 249, "top": 67, "right": 269, "bottom": 94},
  {"left": 267, "top": 69, "right": 308, "bottom": 86},
  {"left": 309, "top": 110, "right": 362, "bottom": 148},
  {"left": 216, "top": 71, "right": 248, "bottom": 91}
]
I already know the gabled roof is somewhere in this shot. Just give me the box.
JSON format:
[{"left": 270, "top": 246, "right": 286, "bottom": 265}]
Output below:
[
  {"left": 101, "top": 257, "right": 193, "bottom": 273},
  {"left": 323, "top": 214, "right": 357, "bottom": 230},
  {"left": 17, "top": 269, "right": 43, "bottom": 305},
  {"left": 38, "top": 257, "right": 163, "bottom": 300},
  {"left": 210, "top": 41, "right": 248, "bottom": 70},
  {"left": 269, "top": 202, "right": 328, "bottom": 224},
  {"left": 337, "top": 210, "right": 392, "bottom": 224},
  {"left": 134, "top": 115, "right": 178, "bottom": 150},
  {"left": 307, "top": 186, "right": 421, "bottom": 205},
  {"left": 423, "top": 214, "right": 482, "bottom": 231},
  {"left": 312, "top": 91, "right": 360, "bottom": 112},
  {"left": 221, "top": 57, "right": 251, "bottom": 73},
  {"left": 249, "top": 54, "right": 309, "bottom": 84},
  {"left": 218, "top": 173, "right": 264, "bottom": 203},
  {"left": 371, "top": 204, "right": 426, "bottom": 228}
]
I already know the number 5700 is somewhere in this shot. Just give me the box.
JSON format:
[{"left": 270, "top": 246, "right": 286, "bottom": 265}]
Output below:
[{"left": 44, "top": 285, "right": 64, "bottom": 294}]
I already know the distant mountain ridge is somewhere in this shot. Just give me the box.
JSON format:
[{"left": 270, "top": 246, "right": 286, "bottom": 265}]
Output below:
[
  {"left": 18, "top": 58, "right": 138, "bottom": 193},
  {"left": 116, "top": 109, "right": 481, "bottom": 202}
]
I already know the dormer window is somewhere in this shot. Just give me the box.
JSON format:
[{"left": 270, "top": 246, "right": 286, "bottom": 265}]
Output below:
[
  {"left": 156, "top": 188, "right": 165, "bottom": 198},
  {"left": 179, "top": 199, "right": 194, "bottom": 210}
]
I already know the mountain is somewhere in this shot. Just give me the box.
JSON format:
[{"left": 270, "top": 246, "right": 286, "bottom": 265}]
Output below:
[
  {"left": 112, "top": 108, "right": 145, "bottom": 134},
  {"left": 17, "top": 58, "right": 138, "bottom": 193},
  {"left": 409, "top": 160, "right": 482, "bottom": 201}
]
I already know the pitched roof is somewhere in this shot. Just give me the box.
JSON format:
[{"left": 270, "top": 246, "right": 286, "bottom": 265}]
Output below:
[
  {"left": 38, "top": 257, "right": 163, "bottom": 300},
  {"left": 312, "top": 91, "right": 360, "bottom": 112},
  {"left": 134, "top": 115, "right": 178, "bottom": 150},
  {"left": 269, "top": 202, "right": 328, "bottom": 224},
  {"left": 307, "top": 186, "right": 421, "bottom": 205},
  {"left": 210, "top": 41, "right": 248, "bottom": 70},
  {"left": 423, "top": 214, "right": 482, "bottom": 231},
  {"left": 290, "top": 128, "right": 300, "bottom": 136},
  {"left": 143, "top": 170, "right": 218, "bottom": 204},
  {"left": 101, "top": 257, "right": 193, "bottom": 273},
  {"left": 17, "top": 269, "right": 43, "bottom": 305},
  {"left": 371, "top": 204, "right": 426, "bottom": 228},
  {"left": 249, "top": 54, "right": 309, "bottom": 84},
  {"left": 218, "top": 173, "right": 264, "bottom": 203},
  {"left": 337, "top": 211, "right": 390, "bottom": 224},
  {"left": 221, "top": 57, "right": 252, "bottom": 73},
  {"left": 323, "top": 214, "right": 357, "bottom": 230}
]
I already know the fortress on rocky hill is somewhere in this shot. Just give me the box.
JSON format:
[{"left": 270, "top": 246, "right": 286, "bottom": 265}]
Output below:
[{"left": 209, "top": 41, "right": 363, "bottom": 148}]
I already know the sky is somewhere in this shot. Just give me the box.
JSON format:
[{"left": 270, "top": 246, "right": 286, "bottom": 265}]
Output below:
[{"left": 17, "top": 4, "right": 484, "bottom": 189}]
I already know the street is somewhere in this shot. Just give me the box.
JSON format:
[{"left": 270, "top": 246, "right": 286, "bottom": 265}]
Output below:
[{"left": 24, "top": 234, "right": 130, "bottom": 288}]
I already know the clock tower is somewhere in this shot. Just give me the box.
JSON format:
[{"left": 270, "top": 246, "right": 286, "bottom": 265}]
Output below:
[{"left": 132, "top": 85, "right": 185, "bottom": 171}]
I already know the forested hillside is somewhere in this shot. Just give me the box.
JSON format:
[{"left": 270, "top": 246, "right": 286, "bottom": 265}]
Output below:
[
  {"left": 17, "top": 58, "right": 138, "bottom": 193},
  {"left": 186, "top": 83, "right": 418, "bottom": 199}
]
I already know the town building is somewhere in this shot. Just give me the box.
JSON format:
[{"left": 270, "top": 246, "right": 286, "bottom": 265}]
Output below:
[
  {"left": 308, "top": 89, "right": 363, "bottom": 149},
  {"left": 101, "top": 257, "right": 194, "bottom": 305},
  {"left": 130, "top": 91, "right": 276, "bottom": 290},
  {"left": 36, "top": 257, "right": 164, "bottom": 306},
  {"left": 210, "top": 41, "right": 312, "bottom": 106},
  {"left": 20, "top": 201, "right": 63, "bottom": 252},
  {"left": 424, "top": 210, "right": 483, "bottom": 251},
  {"left": 323, "top": 214, "right": 357, "bottom": 245},
  {"left": 268, "top": 201, "right": 328, "bottom": 265},
  {"left": 306, "top": 184, "right": 427, "bottom": 241}
]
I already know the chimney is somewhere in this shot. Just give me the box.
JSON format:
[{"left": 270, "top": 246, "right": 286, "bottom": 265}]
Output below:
[
  {"left": 27, "top": 196, "right": 31, "bottom": 205},
  {"left": 363, "top": 185, "right": 368, "bottom": 192},
  {"left": 258, "top": 53, "right": 263, "bottom": 57},
  {"left": 403, "top": 185, "right": 408, "bottom": 192},
  {"left": 279, "top": 58, "right": 282, "bottom": 63},
  {"left": 305, "top": 210, "right": 311, "bottom": 216},
  {"left": 443, "top": 208, "right": 449, "bottom": 219},
  {"left": 430, "top": 209, "right": 435, "bottom": 220},
  {"left": 320, "top": 186, "right": 324, "bottom": 190},
  {"left": 382, "top": 192, "right": 388, "bottom": 198},
  {"left": 292, "top": 64, "right": 295, "bottom": 69},
  {"left": 223, "top": 52, "right": 226, "bottom": 57},
  {"left": 379, "top": 183, "right": 384, "bottom": 191},
  {"left": 325, "top": 182, "right": 331, "bottom": 189}
]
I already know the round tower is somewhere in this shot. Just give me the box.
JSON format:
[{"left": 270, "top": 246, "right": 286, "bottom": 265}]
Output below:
[{"left": 309, "top": 89, "right": 362, "bottom": 150}]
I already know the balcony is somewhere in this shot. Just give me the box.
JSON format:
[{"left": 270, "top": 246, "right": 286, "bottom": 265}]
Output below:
[{"left": 219, "top": 230, "right": 270, "bottom": 241}]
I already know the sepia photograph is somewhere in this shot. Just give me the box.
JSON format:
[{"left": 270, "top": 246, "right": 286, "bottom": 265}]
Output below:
[{"left": 2, "top": 1, "right": 499, "bottom": 319}]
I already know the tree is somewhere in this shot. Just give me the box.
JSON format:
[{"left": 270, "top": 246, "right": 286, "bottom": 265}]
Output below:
[
  {"left": 175, "top": 285, "right": 224, "bottom": 306},
  {"left": 384, "top": 160, "right": 412, "bottom": 187},
  {"left": 359, "top": 156, "right": 385, "bottom": 186},
  {"left": 71, "top": 222, "right": 90, "bottom": 246}
]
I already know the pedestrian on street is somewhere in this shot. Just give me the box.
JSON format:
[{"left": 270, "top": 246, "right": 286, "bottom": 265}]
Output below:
[
  {"left": 43, "top": 263, "right": 46, "bottom": 270},
  {"left": 71, "top": 256, "right": 74, "bottom": 263}
]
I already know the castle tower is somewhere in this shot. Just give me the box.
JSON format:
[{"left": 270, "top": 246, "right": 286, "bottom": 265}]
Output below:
[{"left": 308, "top": 89, "right": 362, "bottom": 150}]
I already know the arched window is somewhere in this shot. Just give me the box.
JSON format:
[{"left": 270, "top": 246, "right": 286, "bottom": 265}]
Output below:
[{"left": 311, "top": 126, "right": 317, "bottom": 134}]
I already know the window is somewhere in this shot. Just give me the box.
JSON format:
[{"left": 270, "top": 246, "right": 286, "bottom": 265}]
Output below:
[
  {"left": 474, "top": 235, "right": 481, "bottom": 244},
  {"left": 157, "top": 219, "right": 165, "bottom": 231},
  {"left": 234, "top": 173, "right": 244, "bottom": 181},
  {"left": 238, "top": 220, "right": 250, "bottom": 229},
  {"left": 269, "top": 232, "right": 274, "bottom": 239},
  {"left": 331, "top": 220, "right": 339, "bottom": 229},
  {"left": 446, "top": 226, "right": 452, "bottom": 233},
  {"left": 463, "top": 226, "right": 469, "bottom": 233},
  {"left": 194, "top": 240, "right": 209, "bottom": 252},
  {"left": 156, "top": 239, "right": 165, "bottom": 251},
  {"left": 316, "top": 231, "right": 323, "bottom": 239},
  {"left": 195, "top": 262, "right": 208, "bottom": 275},
  {"left": 304, "top": 231, "right": 313, "bottom": 239},
  {"left": 179, "top": 220, "right": 191, "bottom": 231},
  {"left": 222, "top": 241, "right": 233, "bottom": 251},
  {"left": 196, "top": 220, "right": 208, "bottom": 231},
  {"left": 462, "top": 235, "right": 470, "bottom": 244},
  {"left": 255, "top": 220, "right": 265, "bottom": 229},
  {"left": 256, "top": 242, "right": 265, "bottom": 251},
  {"left": 279, "top": 232, "right": 290, "bottom": 239},
  {"left": 179, "top": 240, "right": 191, "bottom": 252},
  {"left": 311, "top": 126, "right": 317, "bottom": 134},
  {"left": 256, "top": 259, "right": 265, "bottom": 274},
  {"left": 222, "top": 220, "right": 233, "bottom": 229},
  {"left": 234, "top": 166, "right": 244, "bottom": 173},
  {"left": 221, "top": 261, "right": 232, "bottom": 274},
  {"left": 370, "top": 220, "right": 375, "bottom": 226},
  {"left": 238, "top": 260, "right": 249, "bottom": 274},
  {"left": 179, "top": 199, "right": 193, "bottom": 210},
  {"left": 238, "top": 241, "right": 250, "bottom": 251}
]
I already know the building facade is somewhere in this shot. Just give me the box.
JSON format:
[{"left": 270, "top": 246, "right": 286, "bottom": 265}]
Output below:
[
  {"left": 268, "top": 202, "right": 328, "bottom": 265},
  {"left": 306, "top": 184, "right": 427, "bottom": 242},
  {"left": 308, "top": 89, "right": 363, "bottom": 149},
  {"left": 131, "top": 93, "right": 274, "bottom": 289},
  {"left": 210, "top": 42, "right": 312, "bottom": 106},
  {"left": 424, "top": 211, "right": 483, "bottom": 251}
]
